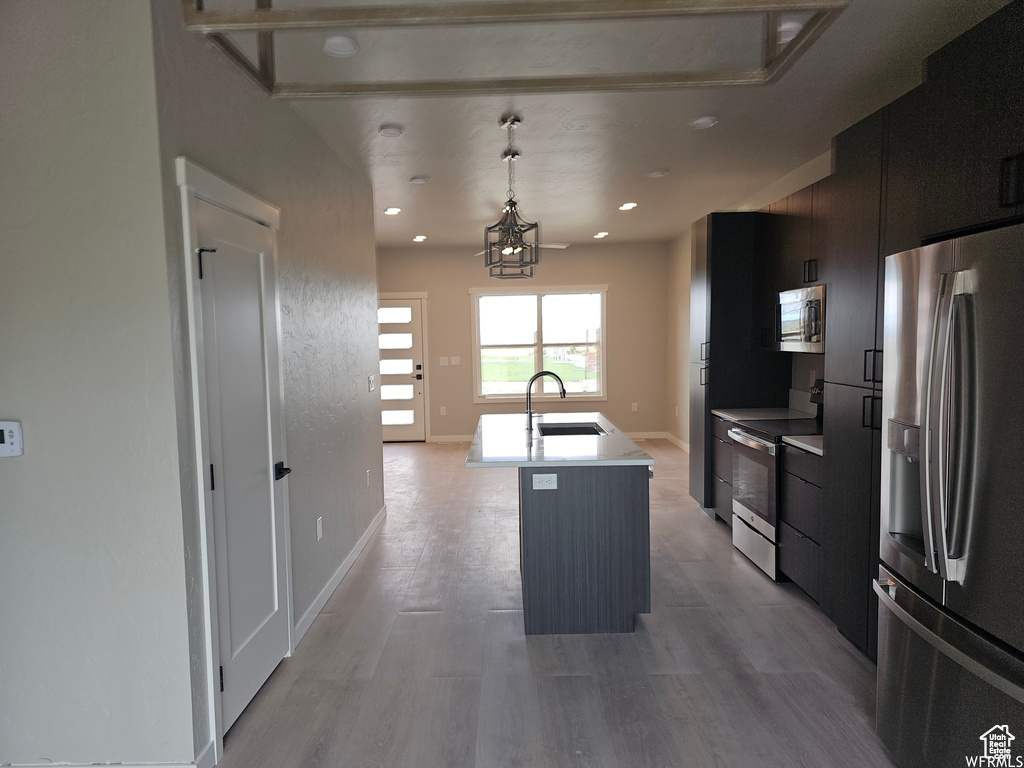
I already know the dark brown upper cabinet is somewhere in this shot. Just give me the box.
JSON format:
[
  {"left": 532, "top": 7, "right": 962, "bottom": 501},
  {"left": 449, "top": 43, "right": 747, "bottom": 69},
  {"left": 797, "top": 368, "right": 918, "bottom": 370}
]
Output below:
[
  {"left": 824, "top": 112, "right": 885, "bottom": 390},
  {"left": 776, "top": 185, "right": 816, "bottom": 291},
  {"left": 888, "top": 0, "right": 1024, "bottom": 248}
]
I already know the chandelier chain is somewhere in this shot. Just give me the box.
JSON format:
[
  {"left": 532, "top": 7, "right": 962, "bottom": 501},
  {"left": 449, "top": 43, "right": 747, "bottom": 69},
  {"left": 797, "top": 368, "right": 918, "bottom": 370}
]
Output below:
[{"left": 506, "top": 121, "right": 516, "bottom": 201}]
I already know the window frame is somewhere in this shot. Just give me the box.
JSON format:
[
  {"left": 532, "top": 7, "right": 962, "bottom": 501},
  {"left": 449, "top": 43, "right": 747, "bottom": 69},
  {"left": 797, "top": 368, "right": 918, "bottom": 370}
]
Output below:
[{"left": 469, "top": 284, "right": 608, "bottom": 404}]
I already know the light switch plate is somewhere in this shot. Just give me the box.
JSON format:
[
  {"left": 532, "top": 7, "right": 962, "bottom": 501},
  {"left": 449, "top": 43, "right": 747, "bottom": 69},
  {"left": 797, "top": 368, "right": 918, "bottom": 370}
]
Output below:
[
  {"left": 631, "top": 403, "right": 638, "bottom": 412},
  {"left": 368, "top": 374, "right": 376, "bottom": 392},
  {"left": 450, "top": 356, "right": 460, "bottom": 366},
  {"left": 0, "top": 421, "right": 23, "bottom": 457},
  {"left": 439, "top": 357, "right": 449, "bottom": 366},
  {"left": 316, "top": 517, "right": 323, "bottom": 541},
  {"left": 532, "top": 473, "right": 557, "bottom": 491},
  {"left": 440, "top": 406, "right": 447, "bottom": 416}
]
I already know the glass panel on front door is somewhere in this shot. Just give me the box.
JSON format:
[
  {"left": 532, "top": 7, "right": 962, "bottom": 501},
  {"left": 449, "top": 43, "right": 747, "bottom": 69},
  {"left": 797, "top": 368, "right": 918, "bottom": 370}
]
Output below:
[{"left": 378, "top": 298, "right": 426, "bottom": 442}]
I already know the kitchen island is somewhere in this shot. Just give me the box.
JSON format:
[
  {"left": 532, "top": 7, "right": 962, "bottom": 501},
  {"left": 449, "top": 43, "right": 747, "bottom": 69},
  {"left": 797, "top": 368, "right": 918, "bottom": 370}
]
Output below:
[{"left": 466, "top": 412, "right": 653, "bottom": 635}]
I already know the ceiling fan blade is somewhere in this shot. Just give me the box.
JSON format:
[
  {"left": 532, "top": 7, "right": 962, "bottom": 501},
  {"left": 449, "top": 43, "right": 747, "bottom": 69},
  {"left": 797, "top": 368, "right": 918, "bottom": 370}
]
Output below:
[{"left": 469, "top": 242, "right": 568, "bottom": 258}]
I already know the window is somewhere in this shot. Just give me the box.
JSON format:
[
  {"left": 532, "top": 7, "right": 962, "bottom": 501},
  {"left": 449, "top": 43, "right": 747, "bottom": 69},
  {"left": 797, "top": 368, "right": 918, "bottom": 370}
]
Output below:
[{"left": 471, "top": 287, "right": 606, "bottom": 402}]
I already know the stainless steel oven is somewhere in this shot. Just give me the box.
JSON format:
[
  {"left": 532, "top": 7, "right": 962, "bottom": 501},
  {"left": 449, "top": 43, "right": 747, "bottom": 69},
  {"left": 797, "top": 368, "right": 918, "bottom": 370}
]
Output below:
[
  {"left": 777, "top": 284, "right": 826, "bottom": 353},
  {"left": 728, "top": 427, "right": 778, "bottom": 579}
]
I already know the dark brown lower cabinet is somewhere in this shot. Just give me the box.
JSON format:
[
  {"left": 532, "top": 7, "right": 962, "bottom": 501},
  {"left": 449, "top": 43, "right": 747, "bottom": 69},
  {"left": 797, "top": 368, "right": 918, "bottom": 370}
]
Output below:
[
  {"left": 777, "top": 521, "right": 821, "bottom": 603},
  {"left": 711, "top": 475, "right": 733, "bottom": 527},
  {"left": 822, "top": 382, "right": 882, "bottom": 659},
  {"left": 778, "top": 445, "right": 824, "bottom": 602}
]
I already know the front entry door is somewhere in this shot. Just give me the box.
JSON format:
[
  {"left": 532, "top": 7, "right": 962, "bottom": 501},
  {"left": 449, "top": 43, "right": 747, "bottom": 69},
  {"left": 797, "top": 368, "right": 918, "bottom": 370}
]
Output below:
[
  {"left": 378, "top": 298, "right": 426, "bottom": 441},
  {"left": 195, "top": 199, "right": 290, "bottom": 732}
]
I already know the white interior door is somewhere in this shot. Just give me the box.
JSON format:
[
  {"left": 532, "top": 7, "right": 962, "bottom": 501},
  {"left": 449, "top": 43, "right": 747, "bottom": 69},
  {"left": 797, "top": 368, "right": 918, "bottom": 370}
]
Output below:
[
  {"left": 378, "top": 298, "right": 426, "bottom": 441},
  {"left": 195, "top": 199, "right": 290, "bottom": 732}
]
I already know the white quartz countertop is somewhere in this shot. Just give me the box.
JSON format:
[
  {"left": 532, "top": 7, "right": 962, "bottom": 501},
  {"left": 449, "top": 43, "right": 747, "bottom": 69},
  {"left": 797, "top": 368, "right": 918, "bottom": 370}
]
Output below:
[
  {"left": 465, "top": 412, "right": 654, "bottom": 468},
  {"left": 782, "top": 434, "right": 824, "bottom": 456},
  {"left": 711, "top": 407, "right": 816, "bottom": 422}
]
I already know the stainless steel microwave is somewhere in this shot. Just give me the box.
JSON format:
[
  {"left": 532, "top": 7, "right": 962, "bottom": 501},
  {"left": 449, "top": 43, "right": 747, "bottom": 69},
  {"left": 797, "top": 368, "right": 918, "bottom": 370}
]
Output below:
[{"left": 776, "top": 284, "right": 826, "bottom": 353}]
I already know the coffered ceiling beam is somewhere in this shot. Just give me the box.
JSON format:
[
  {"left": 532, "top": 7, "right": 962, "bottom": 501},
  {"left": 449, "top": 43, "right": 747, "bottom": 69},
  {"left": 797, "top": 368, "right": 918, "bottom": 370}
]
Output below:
[
  {"left": 183, "top": 0, "right": 847, "bottom": 32},
  {"left": 764, "top": 8, "right": 842, "bottom": 81},
  {"left": 273, "top": 70, "right": 768, "bottom": 99}
]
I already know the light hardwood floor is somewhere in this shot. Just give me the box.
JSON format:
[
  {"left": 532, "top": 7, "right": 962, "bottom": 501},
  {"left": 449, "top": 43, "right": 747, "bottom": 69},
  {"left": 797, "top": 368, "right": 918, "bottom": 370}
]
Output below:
[{"left": 220, "top": 439, "right": 896, "bottom": 768}]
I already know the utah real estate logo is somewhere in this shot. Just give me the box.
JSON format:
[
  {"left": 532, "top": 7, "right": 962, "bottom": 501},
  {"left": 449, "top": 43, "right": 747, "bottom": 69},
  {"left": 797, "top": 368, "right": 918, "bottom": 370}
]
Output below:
[{"left": 967, "top": 725, "right": 1022, "bottom": 767}]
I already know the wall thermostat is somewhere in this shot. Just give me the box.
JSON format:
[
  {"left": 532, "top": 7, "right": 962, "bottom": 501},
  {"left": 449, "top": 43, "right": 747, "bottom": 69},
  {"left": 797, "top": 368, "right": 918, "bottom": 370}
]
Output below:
[{"left": 0, "top": 421, "right": 24, "bottom": 457}]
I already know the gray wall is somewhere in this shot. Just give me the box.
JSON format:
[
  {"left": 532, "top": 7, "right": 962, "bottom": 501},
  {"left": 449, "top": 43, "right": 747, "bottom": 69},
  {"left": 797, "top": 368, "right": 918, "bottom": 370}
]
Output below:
[
  {"left": 377, "top": 242, "right": 670, "bottom": 437},
  {"left": 148, "top": 0, "right": 384, "bottom": 754},
  {"left": 0, "top": 0, "right": 384, "bottom": 763},
  {"left": 0, "top": 1, "right": 195, "bottom": 763},
  {"left": 665, "top": 230, "right": 692, "bottom": 448}
]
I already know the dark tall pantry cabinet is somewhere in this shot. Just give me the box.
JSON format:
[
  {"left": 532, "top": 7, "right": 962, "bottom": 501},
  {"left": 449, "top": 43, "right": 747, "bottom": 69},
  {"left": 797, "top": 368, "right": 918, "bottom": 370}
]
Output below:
[{"left": 688, "top": 213, "right": 791, "bottom": 515}]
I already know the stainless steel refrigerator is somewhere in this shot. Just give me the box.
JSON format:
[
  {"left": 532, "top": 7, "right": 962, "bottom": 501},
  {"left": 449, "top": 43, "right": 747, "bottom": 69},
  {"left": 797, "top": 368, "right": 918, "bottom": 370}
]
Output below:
[{"left": 876, "top": 222, "right": 1024, "bottom": 767}]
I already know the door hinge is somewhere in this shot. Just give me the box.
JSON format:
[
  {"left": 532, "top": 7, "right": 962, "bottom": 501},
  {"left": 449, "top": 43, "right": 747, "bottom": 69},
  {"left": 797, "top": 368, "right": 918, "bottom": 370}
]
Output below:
[
  {"left": 219, "top": 665, "right": 224, "bottom": 692},
  {"left": 197, "top": 248, "right": 217, "bottom": 279},
  {"left": 210, "top": 463, "right": 216, "bottom": 491}
]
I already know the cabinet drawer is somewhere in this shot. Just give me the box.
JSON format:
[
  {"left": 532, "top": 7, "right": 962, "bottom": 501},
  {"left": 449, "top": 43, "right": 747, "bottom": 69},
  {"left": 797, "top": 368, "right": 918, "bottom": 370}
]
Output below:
[
  {"left": 778, "top": 521, "right": 821, "bottom": 602},
  {"left": 780, "top": 471, "right": 822, "bottom": 542},
  {"left": 782, "top": 445, "right": 823, "bottom": 486},
  {"left": 712, "top": 416, "right": 733, "bottom": 441},
  {"left": 712, "top": 475, "right": 733, "bottom": 526},
  {"left": 712, "top": 436, "right": 733, "bottom": 484}
]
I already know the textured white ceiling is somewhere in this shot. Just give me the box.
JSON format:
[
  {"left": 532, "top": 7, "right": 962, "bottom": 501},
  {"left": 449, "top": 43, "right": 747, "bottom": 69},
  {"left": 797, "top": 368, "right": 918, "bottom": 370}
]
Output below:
[{"left": 209, "top": 0, "right": 1009, "bottom": 249}]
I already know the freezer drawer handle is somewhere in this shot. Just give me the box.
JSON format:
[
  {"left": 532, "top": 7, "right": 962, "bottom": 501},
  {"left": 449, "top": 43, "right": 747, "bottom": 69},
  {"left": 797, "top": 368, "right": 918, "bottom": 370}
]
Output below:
[{"left": 874, "top": 579, "right": 1024, "bottom": 706}]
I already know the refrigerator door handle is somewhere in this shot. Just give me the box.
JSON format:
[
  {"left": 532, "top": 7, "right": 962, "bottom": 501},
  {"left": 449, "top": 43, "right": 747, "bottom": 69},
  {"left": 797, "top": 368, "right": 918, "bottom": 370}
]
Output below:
[
  {"left": 927, "top": 270, "right": 976, "bottom": 583},
  {"left": 942, "top": 272, "right": 977, "bottom": 583},
  {"left": 874, "top": 579, "right": 1024, "bottom": 706},
  {"left": 922, "top": 273, "right": 951, "bottom": 576}
]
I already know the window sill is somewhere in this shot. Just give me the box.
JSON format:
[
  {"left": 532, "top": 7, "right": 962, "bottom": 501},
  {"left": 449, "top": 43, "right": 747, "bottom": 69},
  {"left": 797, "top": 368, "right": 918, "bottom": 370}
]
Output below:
[{"left": 473, "top": 394, "right": 607, "bottom": 405}]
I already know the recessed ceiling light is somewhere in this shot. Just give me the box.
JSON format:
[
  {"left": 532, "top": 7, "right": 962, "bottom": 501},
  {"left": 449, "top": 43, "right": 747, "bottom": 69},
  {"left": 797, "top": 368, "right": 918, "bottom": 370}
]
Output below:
[
  {"left": 384, "top": 207, "right": 402, "bottom": 216},
  {"left": 409, "top": 176, "right": 430, "bottom": 185},
  {"left": 619, "top": 202, "right": 638, "bottom": 211},
  {"left": 645, "top": 169, "right": 669, "bottom": 179},
  {"left": 413, "top": 235, "right": 427, "bottom": 242},
  {"left": 689, "top": 116, "right": 719, "bottom": 130},
  {"left": 378, "top": 123, "right": 405, "bottom": 138},
  {"left": 594, "top": 232, "right": 610, "bottom": 239},
  {"left": 323, "top": 35, "right": 359, "bottom": 58}
]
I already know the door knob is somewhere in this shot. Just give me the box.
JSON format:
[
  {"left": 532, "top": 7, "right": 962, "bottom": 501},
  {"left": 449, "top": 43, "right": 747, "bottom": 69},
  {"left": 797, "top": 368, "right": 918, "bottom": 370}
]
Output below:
[{"left": 274, "top": 462, "right": 292, "bottom": 481}]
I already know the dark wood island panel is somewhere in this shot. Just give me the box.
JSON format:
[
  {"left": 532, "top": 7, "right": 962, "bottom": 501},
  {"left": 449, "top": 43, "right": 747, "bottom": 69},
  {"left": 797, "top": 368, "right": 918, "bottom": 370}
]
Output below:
[{"left": 518, "top": 465, "right": 650, "bottom": 635}]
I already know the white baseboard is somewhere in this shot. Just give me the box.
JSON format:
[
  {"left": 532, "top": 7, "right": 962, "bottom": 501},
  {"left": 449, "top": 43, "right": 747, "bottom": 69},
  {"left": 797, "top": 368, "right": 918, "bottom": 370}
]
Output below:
[
  {"left": 195, "top": 740, "right": 216, "bottom": 768},
  {"left": 627, "top": 431, "right": 668, "bottom": 440},
  {"left": 292, "top": 504, "right": 387, "bottom": 647},
  {"left": 428, "top": 434, "right": 475, "bottom": 443},
  {"left": 10, "top": 762, "right": 200, "bottom": 768},
  {"left": 665, "top": 434, "right": 690, "bottom": 453}
]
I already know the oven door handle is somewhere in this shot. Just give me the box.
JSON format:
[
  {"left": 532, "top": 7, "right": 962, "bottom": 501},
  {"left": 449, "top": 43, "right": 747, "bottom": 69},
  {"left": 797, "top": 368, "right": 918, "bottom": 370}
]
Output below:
[{"left": 727, "top": 428, "right": 776, "bottom": 455}]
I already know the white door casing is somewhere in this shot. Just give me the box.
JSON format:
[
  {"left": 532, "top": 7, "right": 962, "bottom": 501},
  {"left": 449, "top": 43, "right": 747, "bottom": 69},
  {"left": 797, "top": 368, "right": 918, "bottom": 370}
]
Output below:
[
  {"left": 177, "top": 158, "right": 291, "bottom": 760},
  {"left": 379, "top": 298, "right": 426, "bottom": 442}
]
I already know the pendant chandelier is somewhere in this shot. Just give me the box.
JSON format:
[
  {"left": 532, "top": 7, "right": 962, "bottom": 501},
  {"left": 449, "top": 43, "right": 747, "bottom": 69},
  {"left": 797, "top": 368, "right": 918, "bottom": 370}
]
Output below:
[{"left": 485, "top": 115, "right": 540, "bottom": 279}]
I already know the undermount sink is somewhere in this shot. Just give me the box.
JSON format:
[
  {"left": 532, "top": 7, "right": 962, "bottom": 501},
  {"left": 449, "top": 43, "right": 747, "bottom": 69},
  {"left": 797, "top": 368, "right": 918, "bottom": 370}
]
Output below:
[{"left": 536, "top": 422, "right": 606, "bottom": 437}]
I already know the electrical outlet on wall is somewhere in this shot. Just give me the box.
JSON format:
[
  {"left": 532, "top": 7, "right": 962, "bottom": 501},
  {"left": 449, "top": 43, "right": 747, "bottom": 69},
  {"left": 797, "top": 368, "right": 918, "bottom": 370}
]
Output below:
[
  {"left": 631, "top": 403, "right": 638, "bottom": 412},
  {"left": 368, "top": 374, "right": 375, "bottom": 392},
  {"left": 450, "top": 356, "right": 460, "bottom": 366},
  {"left": 809, "top": 369, "right": 818, "bottom": 388},
  {"left": 440, "top": 406, "right": 447, "bottom": 416},
  {"left": 675, "top": 406, "right": 679, "bottom": 417},
  {"left": 316, "top": 517, "right": 323, "bottom": 541},
  {"left": 366, "top": 469, "right": 370, "bottom": 488},
  {"left": 439, "top": 357, "right": 449, "bottom": 367},
  {"left": 532, "top": 474, "right": 558, "bottom": 490}
]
